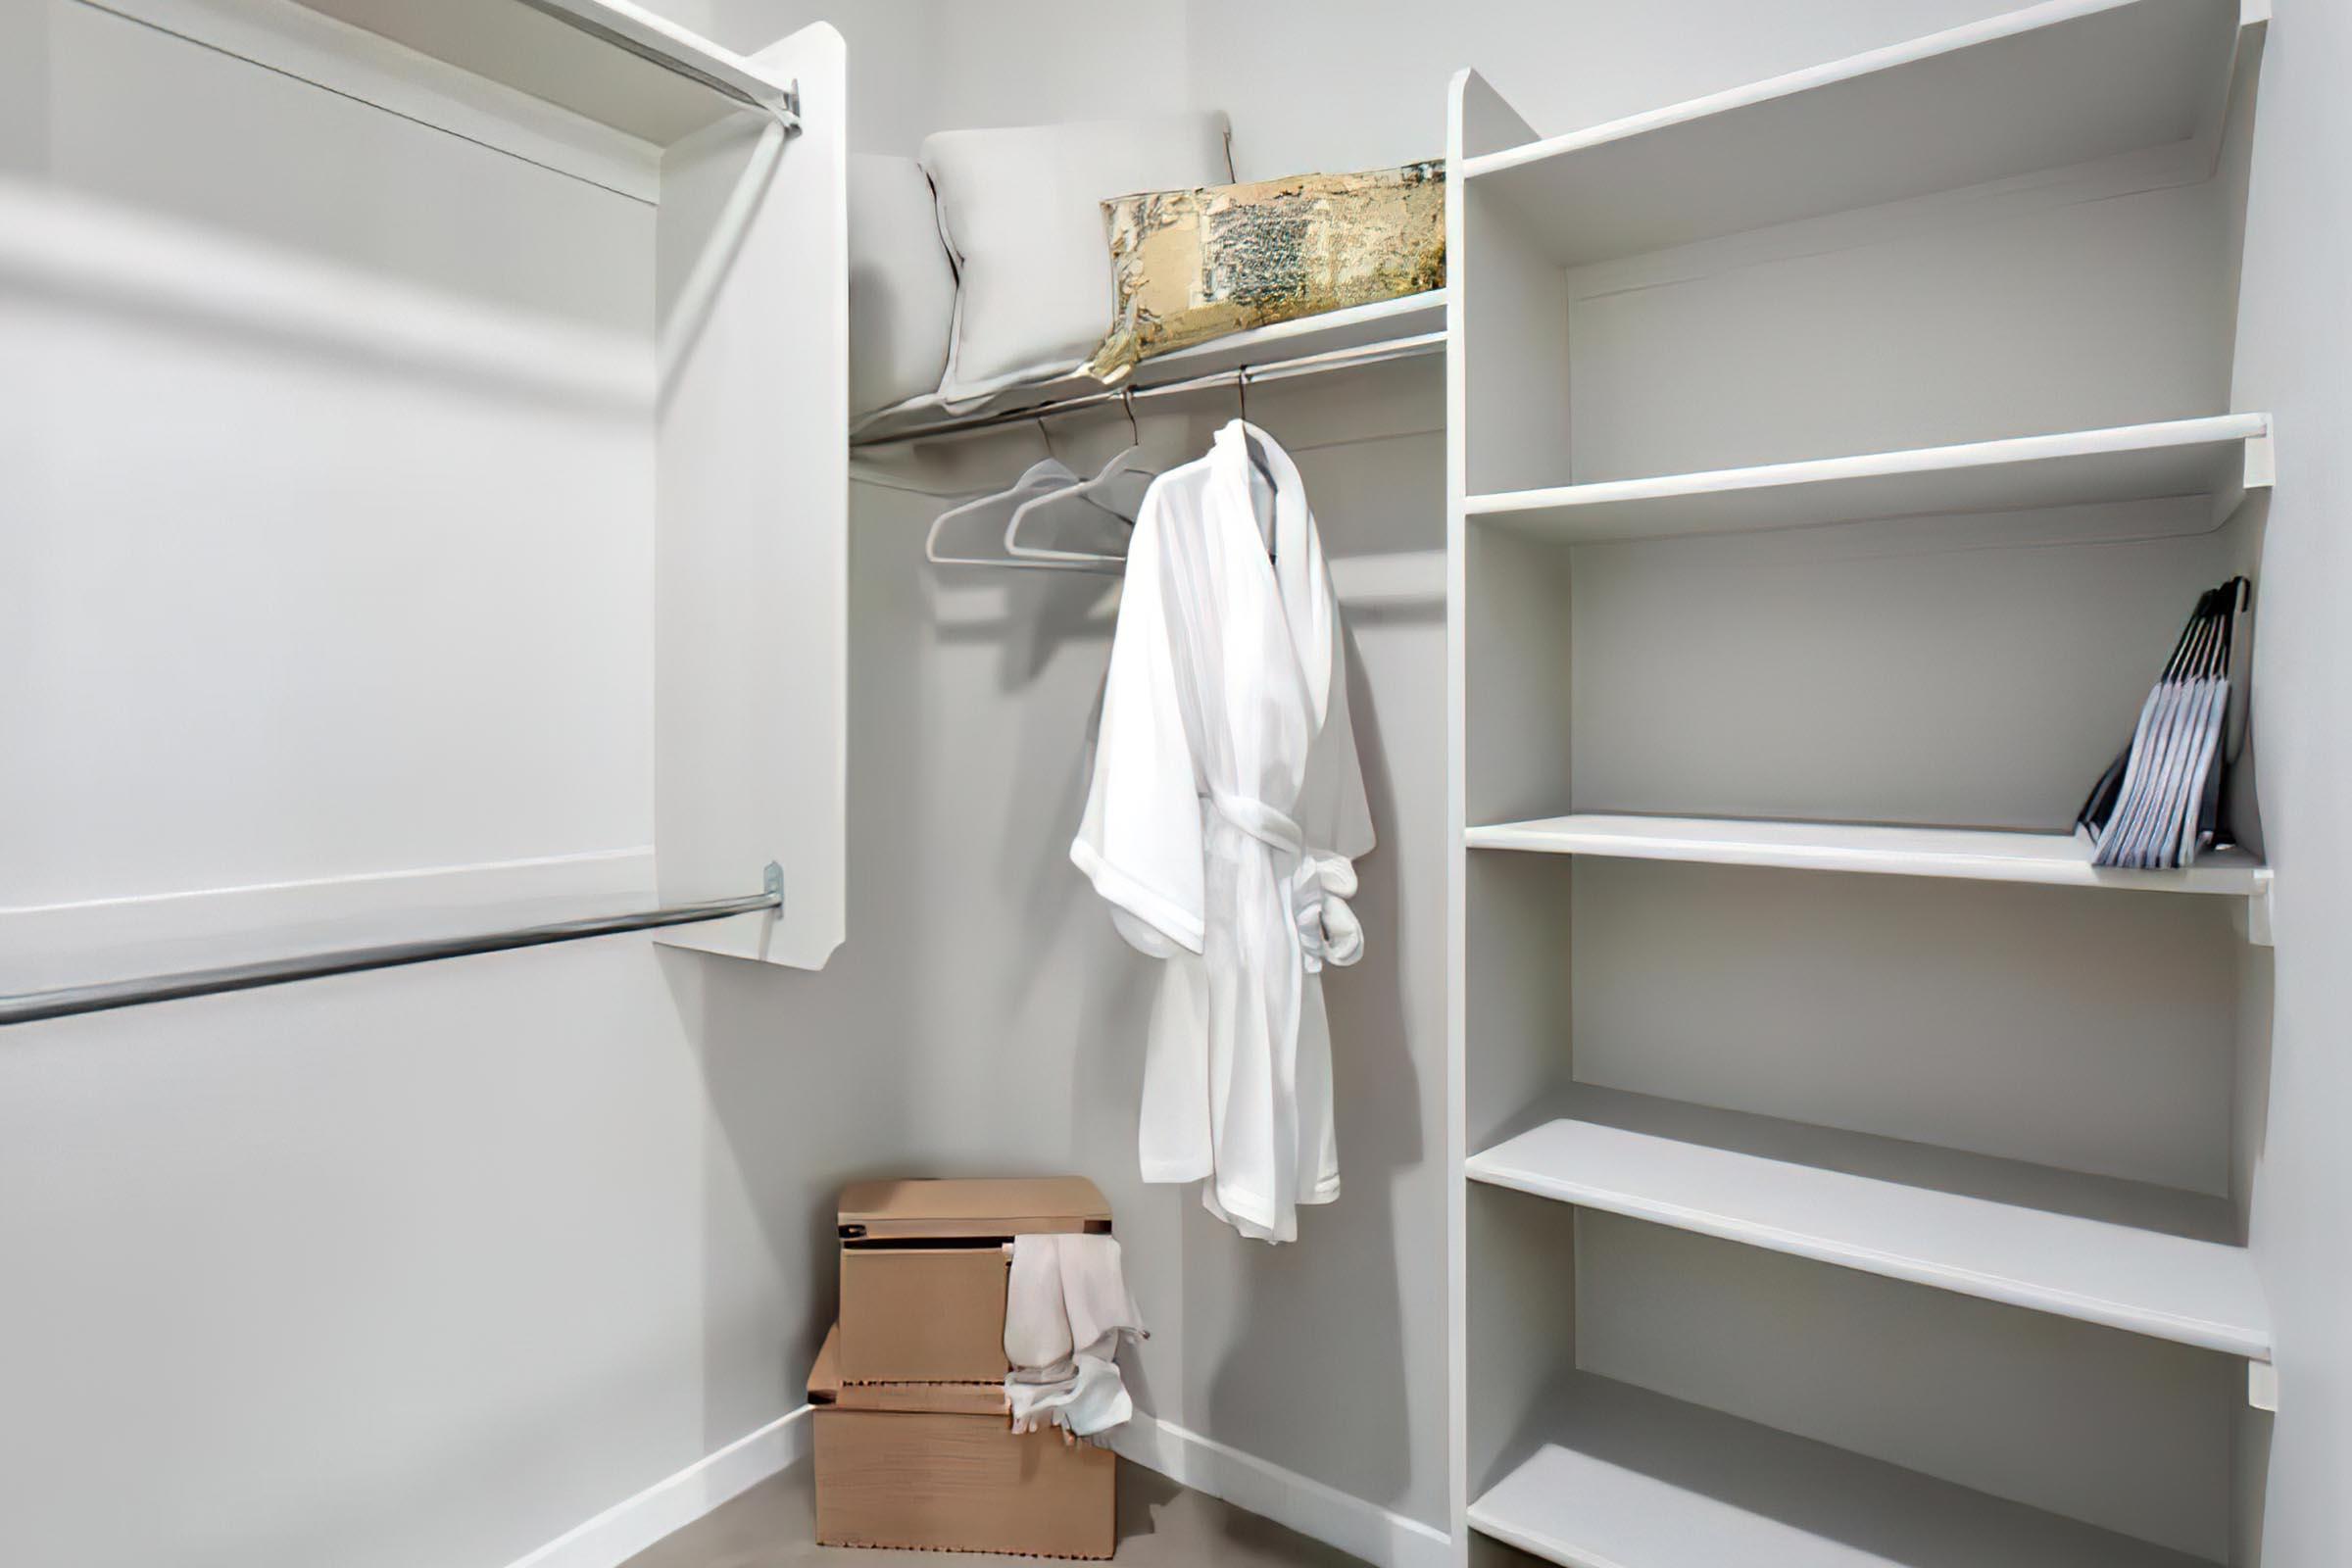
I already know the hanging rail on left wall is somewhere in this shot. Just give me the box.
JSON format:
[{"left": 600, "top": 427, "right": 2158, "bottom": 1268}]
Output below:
[{"left": 0, "top": 864, "right": 784, "bottom": 1027}]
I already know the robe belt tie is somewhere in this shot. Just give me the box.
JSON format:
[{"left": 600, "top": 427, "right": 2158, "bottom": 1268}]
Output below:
[{"left": 1207, "top": 785, "right": 1365, "bottom": 975}]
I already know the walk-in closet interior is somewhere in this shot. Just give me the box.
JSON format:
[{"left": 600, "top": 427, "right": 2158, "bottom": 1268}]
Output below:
[{"left": 6, "top": 3, "right": 2348, "bottom": 1568}]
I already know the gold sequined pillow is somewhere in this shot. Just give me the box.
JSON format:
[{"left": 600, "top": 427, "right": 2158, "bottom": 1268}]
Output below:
[{"left": 1082, "top": 161, "right": 1446, "bottom": 384}]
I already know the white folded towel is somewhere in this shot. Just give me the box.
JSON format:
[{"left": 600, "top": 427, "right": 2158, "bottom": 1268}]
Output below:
[{"left": 1002, "top": 1233, "right": 1145, "bottom": 1439}]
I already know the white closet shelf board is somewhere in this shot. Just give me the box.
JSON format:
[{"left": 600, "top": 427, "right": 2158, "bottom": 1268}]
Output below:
[
  {"left": 1468, "top": 414, "right": 2274, "bottom": 545},
  {"left": 850, "top": 292, "right": 1446, "bottom": 443},
  {"left": 292, "top": 0, "right": 795, "bottom": 147},
  {"left": 1466, "top": 815, "right": 2269, "bottom": 901},
  {"left": 1471, "top": 1373, "right": 2219, "bottom": 1568},
  {"left": 1468, "top": 1106, "right": 2270, "bottom": 1358},
  {"left": 1462, "top": 0, "right": 2260, "bottom": 268}
]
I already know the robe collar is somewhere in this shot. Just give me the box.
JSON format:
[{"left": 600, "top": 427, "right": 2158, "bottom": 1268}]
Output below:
[{"left": 1210, "top": 419, "right": 1333, "bottom": 725}]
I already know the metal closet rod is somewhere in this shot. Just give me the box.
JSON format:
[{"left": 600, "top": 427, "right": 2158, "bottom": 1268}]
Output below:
[
  {"left": 0, "top": 864, "right": 783, "bottom": 1028},
  {"left": 852, "top": 329, "right": 1448, "bottom": 447}
]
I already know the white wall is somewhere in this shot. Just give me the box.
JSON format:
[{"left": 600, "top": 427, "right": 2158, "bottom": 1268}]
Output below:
[{"left": 2228, "top": 1, "right": 2352, "bottom": 1561}]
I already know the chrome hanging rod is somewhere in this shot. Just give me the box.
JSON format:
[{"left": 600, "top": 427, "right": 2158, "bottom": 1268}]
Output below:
[
  {"left": 0, "top": 863, "right": 783, "bottom": 1028},
  {"left": 853, "top": 329, "right": 1447, "bottom": 448}
]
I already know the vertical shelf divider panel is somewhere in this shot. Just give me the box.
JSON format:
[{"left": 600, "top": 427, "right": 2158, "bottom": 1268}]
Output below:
[{"left": 652, "top": 22, "right": 848, "bottom": 969}]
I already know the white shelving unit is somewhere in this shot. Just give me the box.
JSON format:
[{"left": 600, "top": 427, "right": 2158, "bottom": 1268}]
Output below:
[{"left": 1446, "top": 1, "right": 2273, "bottom": 1563}]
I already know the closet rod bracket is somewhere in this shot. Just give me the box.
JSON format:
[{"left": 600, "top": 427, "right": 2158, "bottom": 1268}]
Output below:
[
  {"left": 2249, "top": 1359, "right": 2279, "bottom": 1413},
  {"left": 764, "top": 859, "right": 786, "bottom": 908}
]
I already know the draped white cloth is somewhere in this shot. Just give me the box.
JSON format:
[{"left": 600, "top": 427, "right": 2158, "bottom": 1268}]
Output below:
[
  {"left": 1071, "top": 420, "right": 1375, "bottom": 1244},
  {"left": 1003, "top": 1234, "right": 1145, "bottom": 1440}
]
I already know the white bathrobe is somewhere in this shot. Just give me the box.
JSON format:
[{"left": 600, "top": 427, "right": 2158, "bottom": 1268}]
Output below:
[{"left": 1071, "top": 420, "right": 1374, "bottom": 1244}]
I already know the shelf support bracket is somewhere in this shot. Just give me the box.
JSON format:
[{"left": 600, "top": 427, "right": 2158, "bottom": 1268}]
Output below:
[
  {"left": 2244, "top": 873, "right": 2276, "bottom": 948},
  {"left": 2250, "top": 1359, "right": 2279, "bottom": 1412}
]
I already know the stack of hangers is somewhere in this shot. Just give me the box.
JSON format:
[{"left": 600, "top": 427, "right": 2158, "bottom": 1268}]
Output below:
[
  {"left": 922, "top": 417, "right": 1158, "bottom": 574},
  {"left": 2075, "top": 576, "right": 2248, "bottom": 869}
]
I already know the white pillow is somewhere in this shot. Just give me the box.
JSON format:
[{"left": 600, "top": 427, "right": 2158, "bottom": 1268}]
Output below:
[
  {"left": 847, "top": 155, "right": 958, "bottom": 418},
  {"left": 922, "top": 112, "right": 1233, "bottom": 407}
]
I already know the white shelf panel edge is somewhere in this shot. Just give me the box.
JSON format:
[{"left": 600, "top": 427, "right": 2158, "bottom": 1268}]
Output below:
[
  {"left": 1462, "top": 0, "right": 2258, "bottom": 268},
  {"left": 293, "top": 0, "right": 795, "bottom": 147},
  {"left": 1470, "top": 1373, "right": 2220, "bottom": 1568},
  {"left": 1468, "top": 1115, "right": 2271, "bottom": 1358},
  {"left": 1467, "top": 414, "right": 2273, "bottom": 545},
  {"left": 1465, "top": 814, "right": 2270, "bottom": 903}
]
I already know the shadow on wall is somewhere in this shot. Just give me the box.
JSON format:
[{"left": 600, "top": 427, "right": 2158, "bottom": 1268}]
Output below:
[{"left": 1193, "top": 619, "right": 1427, "bottom": 1511}]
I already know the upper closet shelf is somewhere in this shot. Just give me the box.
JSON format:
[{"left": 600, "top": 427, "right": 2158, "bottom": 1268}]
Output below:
[
  {"left": 293, "top": 0, "right": 799, "bottom": 146},
  {"left": 1468, "top": 414, "right": 2273, "bottom": 545},
  {"left": 854, "top": 292, "right": 1446, "bottom": 445},
  {"left": 1469, "top": 1100, "right": 2270, "bottom": 1359},
  {"left": 1471, "top": 1373, "right": 2221, "bottom": 1568},
  {"left": 1463, "top": 0, "right": 2258, "bottom": 268}
]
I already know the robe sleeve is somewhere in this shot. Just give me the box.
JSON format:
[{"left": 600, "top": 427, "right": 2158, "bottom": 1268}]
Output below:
[{"left": 1071, "top": 503, "right": 1206, "bottom": 956}]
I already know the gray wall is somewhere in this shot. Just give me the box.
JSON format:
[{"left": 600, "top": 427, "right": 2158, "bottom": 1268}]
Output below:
[
  {"left": 11, "top": 5, "right": 2342, "bottom": 1568},
  {"left": 2228, "top": 1, "right": 2352, "bottom": 1561}
]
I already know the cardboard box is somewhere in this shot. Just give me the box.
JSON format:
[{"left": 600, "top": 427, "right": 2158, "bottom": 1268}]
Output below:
[
  {"left": 808, "top": 1325, "right": 1116, "bottom": 1558},
  {"left": 837, "top": 1177, "right": 1111, "bottom": 1384}
]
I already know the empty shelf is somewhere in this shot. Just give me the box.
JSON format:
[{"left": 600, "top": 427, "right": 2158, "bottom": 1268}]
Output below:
[
  {"left": 1463, "top": 0, "right": 2252, "bottom": 268},
  {"left": 1468, "top": 415, "right": 2272, "bottom": 545},
  {"left": 1464, "top": 815, "right": 2270, "bottom": 899},
  {"left": 1470, "top": 1373, "right": 2218, "bottom": 1568},
  {"left": 1467, "top": 1109, "right": 2270, "bottom": 1357}
]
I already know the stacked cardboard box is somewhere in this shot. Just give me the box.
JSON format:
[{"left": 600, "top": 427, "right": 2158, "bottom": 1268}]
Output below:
[{"left": 810, "top": 1177, "right": 1118, "bottom": 1558}]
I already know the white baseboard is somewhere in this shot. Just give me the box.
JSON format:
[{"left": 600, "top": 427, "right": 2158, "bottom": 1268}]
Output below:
[
  {"left": 505, "top": 1405, "right": 812, "bottom": 1568},
  {"left": 505, "top": 1400, "right": 1453, "bottom": 1568},
  {"left": 1110, "top": 1413, "right": 1453, "bottom": 1568}
]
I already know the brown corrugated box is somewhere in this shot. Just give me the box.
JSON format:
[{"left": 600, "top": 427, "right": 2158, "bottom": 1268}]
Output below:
[
  {"left": 808, "top": 1324, "right": 1116, "bottom": 1558},
  {"left": 836, "top": 1177, "right": 1111, "bottom": 1385}
]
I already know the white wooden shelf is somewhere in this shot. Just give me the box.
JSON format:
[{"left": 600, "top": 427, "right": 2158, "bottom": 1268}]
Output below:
[
  {"left": 1468, "top": 1099, "right": 2270, "bottom": 1358},
  {"left": 1471, "top": 1373, "right": 2221, "bottom": 1568},
  {"left": 295, "top": 0, "right": 796, "bottom": 147},
  {"left": 1463, "top": 0, "right": 2255, "bottom": 268},
  {"left": 1467, "top": 414, "right": 2273, "bottom": 545},
  {"left": 852, "top": 292, "right": 1446, "bottom": 443},
  {"left": 1465, "top": 814, "right": 2270, "bottom": 902}
]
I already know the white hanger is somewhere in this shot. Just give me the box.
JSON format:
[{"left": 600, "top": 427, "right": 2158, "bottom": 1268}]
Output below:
[
  {"left": 923, "top": 457, "right": 1098, "bottom": 571},
  {"left": 1004, "top": 393, "right": 1154, "bottom": 569},
  {"left": 1003, "top": 445, "right": 1156, "bottom": 568}
]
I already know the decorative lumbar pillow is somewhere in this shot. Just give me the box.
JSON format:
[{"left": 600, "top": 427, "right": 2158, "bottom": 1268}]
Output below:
[
  {"left": 921, "top": 112, "right": 1233, "bottom": 407},
  {"left": 1081, "top": 161, "right": 1446, "bottom": 384},
  {"left": 847, "top": 155, "right": 958, "bottom": 419}
]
